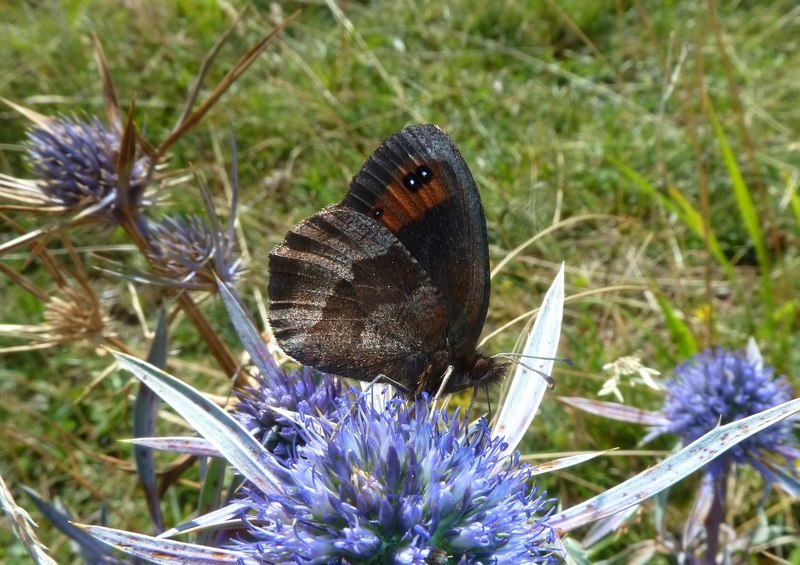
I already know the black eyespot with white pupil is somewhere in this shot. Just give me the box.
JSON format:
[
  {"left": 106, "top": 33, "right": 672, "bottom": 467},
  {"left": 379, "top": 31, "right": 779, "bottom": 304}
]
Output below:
[
  {"left": 402, "top": 165, "right": 434, "bottom": 192},
  {"left": 372, "top": 207, "right": 383, "bottom": 219}
]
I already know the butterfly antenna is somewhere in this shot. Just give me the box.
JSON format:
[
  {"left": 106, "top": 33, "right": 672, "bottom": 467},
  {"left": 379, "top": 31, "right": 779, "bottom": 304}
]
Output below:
[
  {"left": 500, "top": 352, "right": 574, "bottom": 366},
  {"left": 493, "top": 354, "right": 556, "bottom": 389},
  {"left": 373, "top": 374, "right": 413, "bottom": 395}
]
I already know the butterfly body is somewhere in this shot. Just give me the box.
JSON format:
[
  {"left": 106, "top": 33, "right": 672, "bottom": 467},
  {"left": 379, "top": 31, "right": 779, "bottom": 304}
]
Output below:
[{"left": 268, "top": 124, "right": 508, "bottom": 396}]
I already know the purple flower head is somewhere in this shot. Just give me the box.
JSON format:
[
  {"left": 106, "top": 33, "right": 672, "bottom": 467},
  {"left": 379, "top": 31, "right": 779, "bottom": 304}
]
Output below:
[
  {"left": 24, "top": 115, "right": 152, "bottom": 222},
  {"left": 147, "top": 214, "right": 245, "bottom": 289},
  {"left": 231, "top": 393, "right": 560, "bottom": 563},
  {"left": 662, "top": 347, "right": 796, "bottom": 477},
  {"left": 234, "top": 364, "right": 342, "bottom": 462}
]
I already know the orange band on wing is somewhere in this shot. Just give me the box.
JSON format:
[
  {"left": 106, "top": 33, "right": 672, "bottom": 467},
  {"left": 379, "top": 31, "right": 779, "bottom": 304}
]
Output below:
[{"left": 373, "top": 164, "right": 449, "bottom": 233}]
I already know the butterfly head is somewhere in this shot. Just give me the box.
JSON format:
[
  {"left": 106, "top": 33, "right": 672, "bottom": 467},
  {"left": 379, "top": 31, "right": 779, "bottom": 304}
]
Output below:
[
  {"left": 467, "top": 355, "right": 512, "bottom": 390},
  {"left": 418, "top": 353, "right": 510, "bottom": 396}
]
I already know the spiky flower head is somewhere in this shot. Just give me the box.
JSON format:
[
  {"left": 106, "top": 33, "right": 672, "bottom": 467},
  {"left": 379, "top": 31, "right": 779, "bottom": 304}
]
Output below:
[
  {"left": 43, "top": 285, "right": 110, "bottom": 346},
  {"left": 0, "top": 284, "right": 111, "bottom": 352},
  {"left": 234, "top": 364, "right": 342, "bottom": 462},
  {"left": 661, "top": 346, "right": 796, "bottom": 478},
  {"left": 146, "top": 214, "right": 245, "bottom": 289},
  {"left": 23, "top": 115, "right": 152, "bottom": 222},
  {"left": 231, "top": 393, "right": 560, "bottom": 564}
]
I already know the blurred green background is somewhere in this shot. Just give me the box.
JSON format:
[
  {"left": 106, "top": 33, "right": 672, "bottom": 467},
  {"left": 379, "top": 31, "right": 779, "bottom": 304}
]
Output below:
[{"left": 1, "top": 0, "right": 798, "bottom": 561}]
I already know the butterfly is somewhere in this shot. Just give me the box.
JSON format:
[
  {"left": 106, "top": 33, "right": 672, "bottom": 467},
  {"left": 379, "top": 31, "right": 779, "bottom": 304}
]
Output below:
[{"left": 268, "top": 124, "right": 509, "bottom": 396}]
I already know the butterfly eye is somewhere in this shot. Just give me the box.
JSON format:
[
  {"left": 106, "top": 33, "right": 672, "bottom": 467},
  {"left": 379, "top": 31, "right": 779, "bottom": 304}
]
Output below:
[
  {"left": 402, "top": 171, "right": 422, "bottom": 192},
  {"left": 416, "top": 165, "right": 433, "bottom": 184}
]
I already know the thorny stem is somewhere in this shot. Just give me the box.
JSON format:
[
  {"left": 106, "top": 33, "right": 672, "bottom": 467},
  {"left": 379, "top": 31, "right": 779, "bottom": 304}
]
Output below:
[
  {"left": 105, "top": 15, "right": 299, "bottom": 387},
  {"left": 177, "top": 292, "right": 241, "bottom": 383},
  {"left": 117, "top": 211, "right": 241, "bottom": 384}
]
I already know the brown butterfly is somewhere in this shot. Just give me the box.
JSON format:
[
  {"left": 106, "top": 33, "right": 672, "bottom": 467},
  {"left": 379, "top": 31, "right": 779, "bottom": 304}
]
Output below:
[{"left": 268, "top": 124, "right": 509, "bottom": 396}]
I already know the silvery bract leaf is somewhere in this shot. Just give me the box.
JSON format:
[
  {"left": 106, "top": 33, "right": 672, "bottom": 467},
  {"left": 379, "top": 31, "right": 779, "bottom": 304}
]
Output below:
[
  {"left": 551, "top": 396, "right": 800, "bottom": 532},
  {"left": 125, "top": 436, "right": 221, "bottom": 457},
  {"left": 559, "top": 396, "right": 669, "bottom": 426},
  {"left": 216, "top": 280, "right": 275, "bottom": 378},
  {"left": 528, "top": 451, "right": 609, "bottom": 477},
  {"left": 111, "top": 351, "right": 284, "bottom": 495},
  {"left": 157, "top": 501, "right": 251, "bottom": 539},
  {"left": 78, "top": 525, "right": 258, "bottom": 564},
  {"left": 493, "top": 262, "right": 564, "bottom": 453},
  {"left": 580, "top": 504, "right": 638, "bottom": 548}
]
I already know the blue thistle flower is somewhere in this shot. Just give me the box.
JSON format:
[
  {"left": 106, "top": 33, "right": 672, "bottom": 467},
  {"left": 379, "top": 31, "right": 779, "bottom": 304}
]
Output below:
[
  {"left": 146, "top": 214, "right": 245, "bottom": 289},
  {"left": 660, "top": 346, "right": 796, "bottom": 478},
  {"left": 231, "top": 393, "right": 560, "bottom": 564},
  {"left": 235, "top": 365, "right": 342, "bottom": 462},
  {"left": 24, "top": 115, "right": 152, "bottom": 221},
  {"left": 559, "top": 341, "right": 800, "bottom": 561}
]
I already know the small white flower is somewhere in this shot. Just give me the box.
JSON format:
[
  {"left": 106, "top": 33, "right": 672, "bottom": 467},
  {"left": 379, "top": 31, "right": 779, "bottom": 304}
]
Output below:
[{"left": 600, "top": 355, "right": 662, "bottom": 401}]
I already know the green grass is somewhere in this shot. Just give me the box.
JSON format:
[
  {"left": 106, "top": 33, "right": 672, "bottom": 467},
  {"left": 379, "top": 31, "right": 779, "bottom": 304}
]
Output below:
[{"left": 1, "top": 0, "right": 798, "bottom": 561}]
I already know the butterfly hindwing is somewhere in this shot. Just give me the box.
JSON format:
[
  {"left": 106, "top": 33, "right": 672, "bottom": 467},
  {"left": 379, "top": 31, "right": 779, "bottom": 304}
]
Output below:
[{"left": 268, "top": 206, "right": 449, "bottom": 387}]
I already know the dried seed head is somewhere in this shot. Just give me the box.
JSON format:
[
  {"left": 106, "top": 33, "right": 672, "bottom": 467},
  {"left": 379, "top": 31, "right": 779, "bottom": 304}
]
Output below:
[{"left": 43, "top": 286, "right": 110, "bottom": 345}]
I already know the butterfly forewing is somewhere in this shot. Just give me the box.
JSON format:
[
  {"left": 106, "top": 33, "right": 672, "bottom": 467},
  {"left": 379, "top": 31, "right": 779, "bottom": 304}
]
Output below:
[{"left": 342, "top": 124, "right": 491, "bottom": 356}]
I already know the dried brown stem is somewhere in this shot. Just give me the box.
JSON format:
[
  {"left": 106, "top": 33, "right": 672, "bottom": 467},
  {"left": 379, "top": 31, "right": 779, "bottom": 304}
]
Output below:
[{"left": 155, "top": 11, "right": 299, "bottom": 159}]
